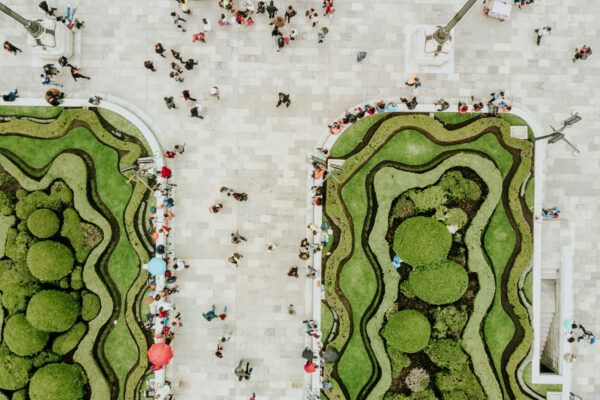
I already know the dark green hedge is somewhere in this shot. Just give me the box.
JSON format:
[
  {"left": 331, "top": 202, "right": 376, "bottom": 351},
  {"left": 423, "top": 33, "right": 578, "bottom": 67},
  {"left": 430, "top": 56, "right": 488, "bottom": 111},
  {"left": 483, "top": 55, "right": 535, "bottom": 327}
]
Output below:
[
  {"left": 29, "top": 363, "right": 85, "bottom": 400},
  {"left": 81, "top": 291, "right": 101, "bottom": 322},
  {"left": 61, "top": 208, "right": 102, "bottom": 263},
  {"left": 27, "top": 241, "right": 74, "bottom": 282},
  {"left": 52, "top": 322, "right": 87, "bottom": 355},
  {"left": 26, "top": 290, "right": 80, "bottom": 332},
  {"left": 0, "top": 345, "right": 32, "bottom": 391},
  {"left": 383, "top": 309, "right": 431, "bottom": 353},
  {"left": 393, "top": 217, "right": 451, "bottom": 267},
  {"left": 408, "top": 261, "right": 468, "bottom": 305},
  {"left": 27, "top": 209, "right": 60, "bottom": 238},
  {"left": 4, "top": 314, "right": 49, "bottom": 356}
]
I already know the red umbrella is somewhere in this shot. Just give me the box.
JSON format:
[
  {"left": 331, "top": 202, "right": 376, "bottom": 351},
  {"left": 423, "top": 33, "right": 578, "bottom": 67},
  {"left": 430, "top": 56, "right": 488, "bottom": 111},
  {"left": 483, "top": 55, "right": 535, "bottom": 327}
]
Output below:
[
  {"left": 304, "top": 361, "right": 316, "bottom": 373},
  {"left": 147, "top": 342, "right": 173, "bottom": 367},
  {"left": 161, "top": 166, "right": 172, "bottom": 178}
]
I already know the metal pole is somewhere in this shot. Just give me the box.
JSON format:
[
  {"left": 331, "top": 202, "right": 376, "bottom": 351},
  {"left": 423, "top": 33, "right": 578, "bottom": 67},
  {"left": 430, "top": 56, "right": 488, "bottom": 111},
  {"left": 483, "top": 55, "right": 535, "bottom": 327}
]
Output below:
[
  {"left": 0, "top": 2, "right": 45, "bottom": 38},
  {"left": 431, "top": 0, "right": 479, "bottom": 45}
]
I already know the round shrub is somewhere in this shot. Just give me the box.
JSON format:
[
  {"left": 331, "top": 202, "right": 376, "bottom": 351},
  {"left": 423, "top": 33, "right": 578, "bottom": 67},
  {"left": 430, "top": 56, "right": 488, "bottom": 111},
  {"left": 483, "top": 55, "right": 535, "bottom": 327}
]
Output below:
[
  {"left": 11, "top": 390, "right": 27, "bottom": 400},
  {"left": 393, "top": 217, "right": 451, "bottom": 267},
  {"left": 81, "top": 292, "right": 101, "bottom": 322},
  {"left": 0, "top": 348, "right": 31, "bottom": 391},
  {"left": 425, "top": 339, "right": 467, "bottom": 370},
  {"left": 29, "top": 363, "right": 85, "bottom": 400},
  {"left": 409, "top": 261, "right": 468, "bottom": 305},
  {"left": 443, "top": 208, "right": 468, "bottom": 228},
  {"left": 4, "top": 314, "right": 49, "bottom": 356},
  {"left": 383, "top": 309, "right": 431, "bottom": 353},
  {"left": 27, "top": 209, "right": 60, "bottom": 238},
  {"left": 52, "top": 322, "right": 87, "bottom": 355},
  {"left": 27, "top": 241, "right": 74, "bottom": 281},
  {"left": 27, "top": 290, "right": 80, "bottom": 332}
]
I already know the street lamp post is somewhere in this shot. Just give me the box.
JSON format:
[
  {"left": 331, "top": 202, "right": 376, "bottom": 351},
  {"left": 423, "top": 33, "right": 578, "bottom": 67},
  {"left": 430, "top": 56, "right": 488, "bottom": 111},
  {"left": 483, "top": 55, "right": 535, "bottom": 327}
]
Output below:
[
  {"left": 426, "top": 0, "right": 479, "bottom": 56},
  {"left": 0, "top": 2, "right": 52, "bottom": 46}
]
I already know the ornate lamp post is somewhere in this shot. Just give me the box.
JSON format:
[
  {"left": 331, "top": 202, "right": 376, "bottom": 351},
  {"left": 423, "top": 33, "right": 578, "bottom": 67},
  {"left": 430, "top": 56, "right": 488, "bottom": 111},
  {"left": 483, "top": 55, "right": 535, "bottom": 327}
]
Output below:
[
  {"left": 0, "top": 1, "right": 73, "bottom": 60},
  {"left": 425, "top": 0, "right": 479, "bottom": 56}
]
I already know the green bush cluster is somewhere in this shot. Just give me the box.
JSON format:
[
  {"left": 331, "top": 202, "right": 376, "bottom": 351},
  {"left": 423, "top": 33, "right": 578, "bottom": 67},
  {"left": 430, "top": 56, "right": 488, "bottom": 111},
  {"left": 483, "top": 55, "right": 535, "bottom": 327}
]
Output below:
[
  {"left": 81, "top": 291, "right": 101, "bottom": 321},
  {"left": 27, "top": 241, "right": 74, "bottom": 282},
  {"left": 383, "top": 310, "right": 431, "bottom": 353},
  {"left": 384, "top": 389, "right": 437, "bottom": 400},
  {"left": 439, "top": 170, "right": 482, "bottom": 202},
  {"left": 432, "top": 305, "right": 468, "bottom": 339},
  {"left": 407, "top": 186, "right": 447, "bottom": 213},
  {"left": 393, "top": 217, "right": 451, "bottom": 267},
  {"left": 408, "top": 261, "right": 468, "bottom": 305},
  {"left": 14, "top": 182, "right": 72, "bottom": 221},
  {"left": 26, "top": 290, "right": 80, "bottom": 332},
  {"left": 27, "top": 209, "right": 60, "bottom": 238},
  {"left": 0, "top": 191, "right": 15, "bottom": 216},
  {"left": 391, "top": 195, "right": 415, "bottom": 220},
  {"left": 0, "top": 259, "right": 39, "bottom": 314},
  {"left": 29, "top": 363, "right": 85, "bottom": 400},
  {"left": 61, "top": 208, "right": 102, "bottom": 263},
  {"left": 52, "top": 322, "right": 87, "bottom": 355},
  {"left": 3, "top": 314, "right": 49, "bottom": 356},
  {"left": 441, "top": 208, "right": 468, "bottom": 228},
  {"left": 0, "top": 345, "right": 32, "bottom": 391}
]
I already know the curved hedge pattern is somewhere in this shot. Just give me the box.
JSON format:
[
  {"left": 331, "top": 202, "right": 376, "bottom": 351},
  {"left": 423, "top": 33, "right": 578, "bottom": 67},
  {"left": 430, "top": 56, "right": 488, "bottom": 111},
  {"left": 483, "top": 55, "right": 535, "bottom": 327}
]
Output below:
[{"left": 322, "top": 113, "right": 534, "bottom": 400}]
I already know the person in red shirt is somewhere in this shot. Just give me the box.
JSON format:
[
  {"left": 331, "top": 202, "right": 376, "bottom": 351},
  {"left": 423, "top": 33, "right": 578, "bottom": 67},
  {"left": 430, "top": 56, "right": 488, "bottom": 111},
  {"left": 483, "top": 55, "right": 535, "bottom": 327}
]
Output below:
[{"left": 165, "top": 151, "right": 176, "bottom": 158}]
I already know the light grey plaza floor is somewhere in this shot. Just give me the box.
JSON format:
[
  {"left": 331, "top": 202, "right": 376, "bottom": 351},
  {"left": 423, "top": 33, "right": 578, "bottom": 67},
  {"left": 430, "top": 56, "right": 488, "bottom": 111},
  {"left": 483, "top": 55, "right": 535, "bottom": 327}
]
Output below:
[{"left": 1, "top": 0, "right": 600, "bottom": 398}]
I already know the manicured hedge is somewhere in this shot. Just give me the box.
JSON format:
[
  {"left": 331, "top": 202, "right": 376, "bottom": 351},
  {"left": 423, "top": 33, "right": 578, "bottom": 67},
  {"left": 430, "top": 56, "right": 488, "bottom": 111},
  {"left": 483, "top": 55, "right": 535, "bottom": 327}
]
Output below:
[
  {"left": 383, "top": 310, "right": 431, "bottom": 353},
  {"left": 52, "top": 322, "right": 87, "bottom": 355},
  {"left": 393, "top": 217, "right": 451, "bottom": 267},
  {"left": 81, "top": 291, "right": 101, "bottom": 321},
  {"left": 0, "top": 346, "right": 32, "bottom": 390},
  {"left": 27, "top": 209, "right": 60, "bottom": 238},
  {"left": 408, "top": 261, "right": 468, "bottom": 305},
  {"left": 29, "top": 363, "right": 85, "bottom": 400},
  {"left": 61, "top": 208, "right": 102, "bottom": 263},
  {"left": 26, "top": 290, "right": 80, "bottom": 332},
  {"left": 4, "top": 314, "right": 49, "bottom": 356},
  {"left": 27, "top": 241, "right": 74, "bottom": 282},
  {"left": 425, "top": 339, "right": 467, "bottom": 370}
]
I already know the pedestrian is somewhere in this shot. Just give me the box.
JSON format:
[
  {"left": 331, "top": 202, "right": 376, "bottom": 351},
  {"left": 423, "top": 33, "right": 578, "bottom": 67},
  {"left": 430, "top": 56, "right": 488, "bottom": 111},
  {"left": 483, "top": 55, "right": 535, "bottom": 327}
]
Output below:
[
  {"left": 43, "top": 63, "right": 60, "bottom": 77},
  {"left": 304, "top": 360, "right": 318, "bottom": 373},
  {"left": 3, "top": 41, "right": 22, "bottom": 55},
  {"left": 267, "top": 242, "right": 277, "bottom": 252},
  {"left": 285, "top": 5, "right": 296, "bottom": 22},
  {"left": 235, "top": 360, "right": 253, "bottom": 381},
  {"left": 401, "top": 97, "right": 418, "bottom": 110},
  {"left": 220, "top": 187, "right": 235, "bottom": 196},
  {"left": 40, "top": 74, "right": 62, "bottom": 87},
  {"left": 228, "top": 252, "right": 243, "bottom": 266},
  {"left": 231, "top": 231, "right": 247, "bottom": 244},
  {"left": 573, "top": 45, "right": 592, "bottom": 62},
  {"left": 192, "top": 32, "right": 206, "bottom": 43},
  {"left": 357, "top": 51, "right": 367, "bottom": 62},
  {"left": 405, "top": 75, "right": 421, "bottom": 88},
  {"left": 70, "top": 66, "right": 91, "bottom": 81},
  {"left": 173, "top": 257, "right": 189, "bottom": 270},
  {"left": 164, "top": 96, "right": 176, "bottom": 109},
  {"left": 233, "top": 192, "right": 248, "bottom": 201},
  {"left": 218, "top": 13, "right": 230, "bottom": 27},
  {"left": 88, "top": 96, "right": 102, "bottom": 106},
  {"left": 534, "top": 26, "right": 551, "bottom": 46},
  {"left": 276, "top": 92, "right": 291, "bottom": 107},
  {"left": 563, "top": 353, "right": 576, "bottom": 363},
  {"left": 317, "top": 27, "right": 328, "bottom": 43},
  {"left": 165, "top": 150, "right": 176, "bottom": 158},
  {"left": 458, "top": 101, "right": 468, "bottom": 113},
  {"left": 171, "top": 62, "right": 183, "bottom": 73},
  {"left": 218, "top": 306, "right": 228, "bottom": 320},
  {"left": 324, "top": 0, "right": 334, "bottom": 16},
  {"left": 179, "top": 0, "right": 191, "bottom": 15},
  {"left": 170, "top": 71, "right": 184, "bottom": 83},
  {"left": 190, "top": 104, "right": 205, "bottom": 119},
  {"left": 171, "top": 49, "right": 184, "bottom": 63},
  {"left": 215, "top": 343, "right": 224, "bottom": 358},
  {"left": 290, "top": 28, "right": 298, "bottom": 41},
  {"left": 155, "top": 43, "right": 167, "bottom": 57},
  {"left": 288, "top": 266, "right": 299, "bottom": 278},
  {"left": 182, "top": 90, "right": 196, "bottom": 102},
  {"left": 171, "top": 12, "right": 187, "bottom": 30},
  {"left": 310, "top": 11, "right": 319, "bottom": 27},
  {"left": 202, "top": 18, "right": 212, "bottom": 32},
  {"left": 144, "top": 60, "right": 156, "bottom": 72},
  {"left": 302, "top": 347, "right": 317, "bottom": 361},
  {"left": 250, "top": 393, "right": 256, "bottom": 400},
  {"left": 184, "top": 58, "right": 198, "bottom": 71},
  {"left": 434, "top": 98, "right": 449, "bottom": 111},
  {"left": 220, "top": 327, "right": 232, "bottom": 342},
  {"left": 39, "top": 1, "right": 58, "bottom": 16},
  {"left": 58, "top": 56, "right": 71, "bottom": 67},
  {"left": 246, "top": 0, "right": 256, "bottom": 13},
  {"left": 267, "top": 1, "right": 278, "bottom": 18},
  {"left": 203, "top": 304, "right": 218, "bottom": 321},
  {"left": 209, "top": 86, "right": 220, "bottom": 99},
  {"left": 288, "top": 304, "right": 296, "bottom": 315},
  {"left": 1, "top": 89, "right": 18, "bottom": 102},
  {"left": 174, "top": 144, "right": 185, "bottom": 154}
]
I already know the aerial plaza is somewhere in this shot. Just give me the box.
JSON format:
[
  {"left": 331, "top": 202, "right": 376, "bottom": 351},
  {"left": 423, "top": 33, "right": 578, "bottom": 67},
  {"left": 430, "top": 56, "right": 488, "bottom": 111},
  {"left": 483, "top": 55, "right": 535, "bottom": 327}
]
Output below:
[{"left": 0, "top": 0, "right": 598, "bottom": 399}]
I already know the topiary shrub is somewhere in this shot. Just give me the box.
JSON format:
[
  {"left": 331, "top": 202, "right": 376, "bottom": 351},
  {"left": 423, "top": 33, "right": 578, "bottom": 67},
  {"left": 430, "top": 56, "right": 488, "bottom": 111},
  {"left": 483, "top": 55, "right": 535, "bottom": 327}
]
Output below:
[
  {"left": 0, "top": 345, "right": 32, "bottom": 391},
  {"left": 15, "top": 191, "right": 60, "bottom": 220},
  {"left": 392, "top": 195, "right": 415, "bottom": 220},
  {"left": 27, "top": 209, "right": 60, "bottom": 238},
  {"left": 26, "top": 290, "right": 80, "bottom": 332},
  {"left": 408, "top": 186, "right": 447, "bottom": 213},
  {"left": 32, "top": 351, "right": 61, "bottom": 368},
  {"left": 405, "top": 368, "right": 430, "bottom": 392},
  {"left": 0, "top": 259, "right": 40, "bottom": 315},
  {"left": 408, "top": 261, "right": 468, "bottom": 305},
  {"left": 61, "top": 208, "right": 102, "bottom": 263},
  {"left": 52, "top": 322, "right": 87, "bottom": 355},
  {"left": 425, "top": 339, "right": 467, "bottom": 370},
  {"left": 0, "top": 191, "right": 14, "bottom": 216},
  {"left": 50, "top": 181, "right": 73, "bottom": 205},
  {"left": 439, "top": 170, "right": 481, "bottom": 202},
  {"left": 432, "top": 306, "right": 468, "bottom": 339},
  {"left": 4, "top": 314, "right": 49, "bottom": 356},
  {"left": 81, "top": 291, "right": 101, "bottom": 321},
  {"left": 70, "top": 265, "right": 83, "bottom": 290},
  {"left": 384, "top": 389, "right": 437, "bottom": 400},
  {"left": 4, "top": 228, "right": 34, "bottom": 264},
  {"left": 393, "top": 217, "right": 451, "bottom": 267},
  {"left": 11, "top": 390, "right": 26, "bottom": 400},
  {"left": 383, "top": 310, "right": 431, "bottom": 353},
  {"left": 29, "top": 363, "right": 85, "bottom": 400},
  {"left": 27, "top": 241, "right": 74, "bottom": 281},
  {"left": 441, "top": 208, "right": 468, "bottom": 229}
]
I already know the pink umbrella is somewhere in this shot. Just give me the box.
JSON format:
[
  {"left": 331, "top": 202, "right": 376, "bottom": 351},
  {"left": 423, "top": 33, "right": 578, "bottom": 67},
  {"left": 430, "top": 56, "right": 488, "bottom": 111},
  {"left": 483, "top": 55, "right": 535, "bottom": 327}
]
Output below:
[{"left": 147, "top": 342, "right": 173, "bottom": 367}]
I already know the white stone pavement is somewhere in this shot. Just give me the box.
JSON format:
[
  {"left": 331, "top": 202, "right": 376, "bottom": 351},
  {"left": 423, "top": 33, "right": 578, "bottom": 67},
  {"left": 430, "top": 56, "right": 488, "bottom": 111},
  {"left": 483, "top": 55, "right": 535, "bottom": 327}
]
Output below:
[{"left": 1, "top": 0, "right": 600, "bottom": 398}]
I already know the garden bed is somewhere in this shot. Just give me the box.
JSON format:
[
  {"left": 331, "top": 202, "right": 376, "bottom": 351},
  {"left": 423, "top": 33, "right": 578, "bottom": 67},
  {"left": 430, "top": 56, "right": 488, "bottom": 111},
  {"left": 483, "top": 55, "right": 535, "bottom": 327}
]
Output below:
[{"left": 322, "top": 113, "right": 534, "bottom": 399}]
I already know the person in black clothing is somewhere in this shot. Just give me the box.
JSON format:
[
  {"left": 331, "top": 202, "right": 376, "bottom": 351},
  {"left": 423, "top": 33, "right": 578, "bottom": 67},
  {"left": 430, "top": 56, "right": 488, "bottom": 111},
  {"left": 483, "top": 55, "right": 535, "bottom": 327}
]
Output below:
[
  {"left": 171, "top": 49, "right": 184, "bottom": 63},
  {"left": 43, "top": 63, "right": 60, "bottom": 77},
  {"left": 58, "top": 56, "right": 71, "bottom": 67},
  {"left": 164, "top": 96, "right": 176, "bottom": 109},
  {"left": 266, "top": 1, "right": 278, "bottom": 18},
  {"left": 182, "top": 90, "right": 196, "bottom": 101},
  {"left": 184, "top": 58, "right": 198, "bottom": 71},
  {"left": 155, "top": 43, "right": 166, "bottom": 58},
  {"left": 276, "top": 92, "right": 291, "bottom": 107},
  {"left": 257, "top": 1, "right": 266, "bottom": 13},
  {"left": 3, "top": 41, "right": 22, "bottom": 55},
  {"left": 70, "top": 66, "right": 90, "bottom": 81},
  {"left": 1, "top": 89, "right": 18, "bottom": 102},
  {"left": 144, "top": 60, "right": 156, "bottom": 72},
  {"left": 39, "top": 1, "right": 58, "bottom": 16},
  {"left": 285, "top": 5, "right": 296, "bottom": 22}
]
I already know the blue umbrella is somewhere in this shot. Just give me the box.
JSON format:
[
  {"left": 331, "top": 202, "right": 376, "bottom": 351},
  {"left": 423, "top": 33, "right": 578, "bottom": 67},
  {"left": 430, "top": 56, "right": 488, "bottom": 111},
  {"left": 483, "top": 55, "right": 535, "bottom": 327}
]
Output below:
[{"left": 147, "top": 257, "right": 167, "bottom": 276}]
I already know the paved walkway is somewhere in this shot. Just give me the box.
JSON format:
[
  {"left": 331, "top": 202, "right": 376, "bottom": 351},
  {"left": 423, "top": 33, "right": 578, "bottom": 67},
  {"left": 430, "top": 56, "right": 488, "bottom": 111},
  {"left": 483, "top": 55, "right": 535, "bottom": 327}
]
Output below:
[{"left": 1, "top": 0, "right": 600, "bottom": 398}]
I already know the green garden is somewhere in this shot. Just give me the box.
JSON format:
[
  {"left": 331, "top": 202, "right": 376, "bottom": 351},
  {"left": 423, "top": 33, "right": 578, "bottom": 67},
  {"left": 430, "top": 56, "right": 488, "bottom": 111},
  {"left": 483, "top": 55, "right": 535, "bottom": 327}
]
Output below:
[
  {"left": 321, "top": 112, "right": 537, "bottom": 399},
  {"left": 0, "top": 106, "right": 154, "bottom": 399}
]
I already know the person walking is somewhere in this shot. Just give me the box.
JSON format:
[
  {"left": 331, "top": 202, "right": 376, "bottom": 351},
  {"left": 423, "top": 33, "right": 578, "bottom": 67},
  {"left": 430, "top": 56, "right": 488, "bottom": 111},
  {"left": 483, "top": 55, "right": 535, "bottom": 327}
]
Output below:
[
  {"left": 356, "top": 51, "right": 367, "bottom": 62},
  {"left": 228, "top": 252, "right": 243, "bottom": 266},
  {"left": 215, "top": 343, "right": 224, "bottom": 358},
  {"left": 70, "top": 66, "right": 91, "bottom": 81},
  {"left": 285, "top": 5, "right": 297, "bottom": 22},
  {"left": 155, "top": 43, "right": 167, "bottom": 57},
  {"left": 190, "top": 104, "right": 205, "bottom": 118},
  {"left": 3, "top": 41, "right": 22, "bottom": 55},
  {"left": 288, "top": 266, "right": 299, "bottom": 277},
  {"left": 317, "top": 27, "right": 328, "bottom": 43},
  {"left": 174, "top": 144, "right": 185, "bottom": 154},
  {"left": 40, "top": 74, "right": 62, "bottom": 87},
  {"left": 179, "top": 0, "right": 191, "bottom": 15},
  {"left": 202, "top": 18, "right": 212, "bottom": 32},
  {"left": 1, "top": 89, "right": 18, "bottom": 102},
  {"left": 266, "top": 1, "right": 278, "bottom": 18},
  {"left": 249, "top": 393, "right": 256, "bottom": 400},
  {"left": 39, "top": 1, "right": 58, "bottom": 16},
  {"left": 404, "top": 74, "right": 422, "bottom": 88},
  {"left": 58, "top": 56, "right": 71, "bottom": 67},
  {"left": 43, "top": 63, "right": 60, "bottom": 77},
  {"left": 209, "top": 86, "right": 220, "bottom": 99},
  {"left": 573, "top": 45, "right": 592, "bottom": 62},
  {"left": 231, "top": 231, "right": 247, "bottom": 244},
  {"left": 171, "top": 49, "right": 184, "bottom": 63},
  {"left": 144, "top": 60, "right": 156, "bottom": 72},
  {"left": 183, "top": 58, "right": 197, "bottom": 70},
  {"left": 171, "top": 12, "right": 187, "bottom": 32},
  {"left": 182, "top": 90, "right": 197, "bottom": 102},
  {"left": 203, "top": 305, "right": 218, "bottom": 321},
  {"left": 276, "top": 92, "right": 291, "bottom": 107},
  {"left": 164, "top": 96, "right": 176, "bottom": 109},
  {"left": 534, "top": 26, "right": 551, "bottom": 46},
  {"left": 171, "top": 62, "right": 183, "bottom": 74}
]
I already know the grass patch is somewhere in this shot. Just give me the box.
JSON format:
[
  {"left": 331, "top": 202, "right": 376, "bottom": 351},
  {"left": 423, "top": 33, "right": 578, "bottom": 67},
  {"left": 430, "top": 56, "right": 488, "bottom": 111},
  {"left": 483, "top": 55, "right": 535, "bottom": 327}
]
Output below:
[
  {"left": 524, "top": 176, "right": 534, "bottom": 211},
  {"left": 0, "top": 106, "right": 63, "bottom": 119},
  {"left": 434, "top": 112, "right": 479, "bottom": 125},
  {"left": 330, "top": 113, "right": 388, "bottom": 158}
]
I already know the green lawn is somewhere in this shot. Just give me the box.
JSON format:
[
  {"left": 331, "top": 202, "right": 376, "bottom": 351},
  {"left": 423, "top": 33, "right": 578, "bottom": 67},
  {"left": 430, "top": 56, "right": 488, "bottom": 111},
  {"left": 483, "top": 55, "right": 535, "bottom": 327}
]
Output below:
[
  {"left": 0, "top": 106, "right": 63, "bottom": 119},
  {"left": 322, "top": 303, "right": 334, "bottom": 342},
  {"left": 330, "top": 113, "right": 388, "bottom": 158}
]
